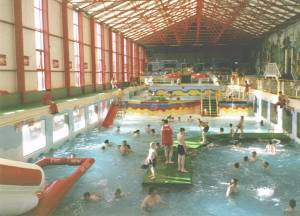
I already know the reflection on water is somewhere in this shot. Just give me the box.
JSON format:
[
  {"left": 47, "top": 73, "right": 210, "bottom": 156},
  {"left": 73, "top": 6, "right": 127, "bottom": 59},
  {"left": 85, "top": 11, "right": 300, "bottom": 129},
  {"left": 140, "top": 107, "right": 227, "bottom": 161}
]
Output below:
[{"left": 42, "top": 114, "right": 299, "bottom": 216}]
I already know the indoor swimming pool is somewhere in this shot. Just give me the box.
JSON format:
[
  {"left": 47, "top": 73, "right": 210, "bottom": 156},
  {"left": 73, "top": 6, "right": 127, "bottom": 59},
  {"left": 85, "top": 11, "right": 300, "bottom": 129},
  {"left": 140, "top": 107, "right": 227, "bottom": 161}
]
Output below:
[{"left": 36, "top": 114, "right": 297, "bottom": 216}]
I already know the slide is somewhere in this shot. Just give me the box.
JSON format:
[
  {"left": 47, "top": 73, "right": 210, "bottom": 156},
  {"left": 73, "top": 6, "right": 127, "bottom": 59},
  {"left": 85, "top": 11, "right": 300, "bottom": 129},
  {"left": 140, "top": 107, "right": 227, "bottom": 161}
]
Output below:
[
  {"left": 0, "top": 157, "right": 95, "bottom": 216},
  {"left": 102, "top": 103, "right": 118, "bottom": 128}
]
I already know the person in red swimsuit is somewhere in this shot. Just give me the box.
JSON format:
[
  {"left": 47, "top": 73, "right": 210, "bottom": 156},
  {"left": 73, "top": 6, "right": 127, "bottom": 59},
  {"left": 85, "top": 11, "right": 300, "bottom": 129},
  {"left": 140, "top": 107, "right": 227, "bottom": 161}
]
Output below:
[
  {"left": 42, "top": 90, "right": 58, "bottom": 114},
  {"left": 161, "top": 119, "right": 174, "bottom": 164}
]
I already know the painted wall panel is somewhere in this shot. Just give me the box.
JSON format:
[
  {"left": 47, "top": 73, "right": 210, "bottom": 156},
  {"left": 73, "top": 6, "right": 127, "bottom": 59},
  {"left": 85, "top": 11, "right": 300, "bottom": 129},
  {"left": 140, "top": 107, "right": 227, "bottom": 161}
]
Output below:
[
  {"left": 0, "top": 0, "right": 14, "bottom": 23},
  {"left": 83, "top": 16, "right": 90, "bottom": 45},
  {"left": 25, "top": 72, "right": 38, "bottom": 91},
  {"left": 84, "top": 45, "right": 91, "bottom": 71},
  {"left": 22, "top": 0, "right": 35, "bottom": 29},
  {"left": 0, "top": 23, "right": 16, "bottom": 70},
  {"left": 50, "top": 36, "right": 64, "bottom": 71},
  {"left": 282, "top": 108, "right": 293, "bottom": 134},
  {"left": 0, "top": 72, "right": 17, "bottom": 92},
  {"left": 262, "top": 100, "right": 268, "bottom": 119},
  {"left": 85, "top": 73, "right": 92, "bottom": 85},
  {"left": 23, "top": 29, "right": 36, "bottom": 71},
  {"left": 67, "top": 7, "right": 74, "bottom": 40},
  {"left": 48, "top": 0, "right": 63, "bottom": 37},
  {"left": 51, "top": 72, "right": 64, "bottom": 88}
]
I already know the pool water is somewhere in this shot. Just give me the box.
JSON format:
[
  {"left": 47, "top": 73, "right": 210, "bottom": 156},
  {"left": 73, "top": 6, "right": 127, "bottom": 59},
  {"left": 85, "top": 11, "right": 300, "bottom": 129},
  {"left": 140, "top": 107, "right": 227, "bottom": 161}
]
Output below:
[{"left": 41, "top": 114, "right": 297, "bottom": 216}]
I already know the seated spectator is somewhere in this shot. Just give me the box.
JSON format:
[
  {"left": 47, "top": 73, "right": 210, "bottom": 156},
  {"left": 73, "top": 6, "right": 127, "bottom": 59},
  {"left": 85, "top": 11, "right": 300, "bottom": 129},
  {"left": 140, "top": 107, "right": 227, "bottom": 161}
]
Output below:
[
  {"left": 42, "top": 89, "right": 58, "bottom": 114},
  {"left": 275, "top": 91, "right": 288, "bottom": 111}
]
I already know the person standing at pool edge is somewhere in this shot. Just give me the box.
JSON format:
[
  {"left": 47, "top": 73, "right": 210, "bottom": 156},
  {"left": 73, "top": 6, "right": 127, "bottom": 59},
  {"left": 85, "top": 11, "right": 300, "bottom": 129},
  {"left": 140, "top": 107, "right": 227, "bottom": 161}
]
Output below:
[
  {"left": 234, "top": 116, "right": 244, "bottom": 138},
  {"left": 161, "top": 119, "right": 174, "bottom": 164}
]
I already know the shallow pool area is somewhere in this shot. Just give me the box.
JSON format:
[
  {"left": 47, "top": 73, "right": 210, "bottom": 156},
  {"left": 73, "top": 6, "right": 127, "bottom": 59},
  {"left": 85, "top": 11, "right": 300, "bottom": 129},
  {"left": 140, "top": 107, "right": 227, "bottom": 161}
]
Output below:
[{"left": 39, "top": 114, "right": 298, "bottom": 216}]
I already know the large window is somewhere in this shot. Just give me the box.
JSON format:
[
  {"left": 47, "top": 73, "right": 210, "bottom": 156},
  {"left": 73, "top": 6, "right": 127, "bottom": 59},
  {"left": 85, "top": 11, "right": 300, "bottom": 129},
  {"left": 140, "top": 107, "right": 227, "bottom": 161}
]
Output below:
[
  {"left": 73, "top": 11, "right": 81, "bottom": 87},
  {"left": 88, "top": 104, "right": 99, "bottom": 124},
  {"left": 96, "top": 23, "right": 103, "bottom": 84},
  {"left": 22, "top": 120, "right": 46, "bottom": 156},
  {"left": 34, "top": 0, "right": 45, "bottom": 91},
  {"left": 53, "top": 114, "right": 69, "bottom": 142},
  {"left": 73, "top": 107, "right": 86, "bottom": 131}
]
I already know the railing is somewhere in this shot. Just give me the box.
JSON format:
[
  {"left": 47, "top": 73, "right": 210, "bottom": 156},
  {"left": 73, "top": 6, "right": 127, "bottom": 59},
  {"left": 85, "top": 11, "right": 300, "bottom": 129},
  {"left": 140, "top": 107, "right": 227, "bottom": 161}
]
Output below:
[{"left": 241, "top": 76, "right": 300, "bottom": 99}]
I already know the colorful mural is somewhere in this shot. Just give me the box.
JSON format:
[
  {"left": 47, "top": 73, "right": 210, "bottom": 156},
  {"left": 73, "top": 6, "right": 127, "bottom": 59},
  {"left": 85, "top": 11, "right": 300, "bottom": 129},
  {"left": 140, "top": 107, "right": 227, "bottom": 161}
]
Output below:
[{"left": 253, "top": 20, "right": 300, "bottom": 78}]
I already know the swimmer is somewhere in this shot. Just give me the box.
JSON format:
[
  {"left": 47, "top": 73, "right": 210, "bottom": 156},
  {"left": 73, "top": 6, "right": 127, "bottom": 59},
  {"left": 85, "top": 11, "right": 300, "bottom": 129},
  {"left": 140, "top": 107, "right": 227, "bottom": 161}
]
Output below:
[
  {"left": 133, "top": 129, "right": 140, "bottom": 137},
  {"left": 119, "top": 140, "right": 131, "bottom": 155},
  {"left": 114, "top": 188, "right": 127, "bottom": 199},
  {"left": 285, "top": 199, "right": 297, "bottom": 214},
  {"left": 141, "top": 187, "right": 166, "bottom": 213},
  {"left": 220, "top": 128, "right": 224, "bottom": 134},
  {"left": 229, "top": 123, "right": 234, "bottom": 137},
  {"left": 178, "top": 116, "right": 181, "bottom": 122},
  {"left": 150, "top": 129, "right": 156, "bottom": 137},
  {"left": 100, "top": 139, "right": 112, "bottom": 150},
  {"left": 262, "top": 161, "right": 270, "bottom": 171},
  {"left": 146, "top": 142, "right": 158, "bottom": 179},
  {"left": 260, "top": 120, "right": 264, "bottom": 127},
  {"left": 198, "top": 119, "right": 209, "bottom": 144},
  {"left": 82, "top": 192, "right": 101, "bottom": 201},
  {"left": 243, "top": 156, "right": 249, "bottom": 164},
  {"left": 266, "top": 140, "right": 276, "bottom": 155},
  {"left": 116, "top": 125, "right": 121, "bottom": 133},
  {"left": 250, "top": 151, "right": 257, "bottom": 162},
  {"left": 226, "top": 178, "right": 238, "bottom": 197},
  {"left": 232, "top": 140, "right": 241, "bottom": 148},
  {"left": 234, "top": 162, "right": 240, "bottom": 170},
  {"left": 187, "top": 115, "right": 193, "bottom": 122},
  {"left": 69, "top": 153, "right": 76, "bottom": 159},
  {"left": 146, "top": 124, "right": 151, "bottom": 134}
]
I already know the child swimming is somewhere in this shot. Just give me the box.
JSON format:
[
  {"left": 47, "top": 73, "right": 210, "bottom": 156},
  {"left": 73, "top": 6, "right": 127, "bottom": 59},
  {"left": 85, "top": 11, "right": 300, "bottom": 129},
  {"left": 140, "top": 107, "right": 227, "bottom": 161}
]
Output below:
[{"left": 226, "top": 178, "right": 238, "bottom": 197}]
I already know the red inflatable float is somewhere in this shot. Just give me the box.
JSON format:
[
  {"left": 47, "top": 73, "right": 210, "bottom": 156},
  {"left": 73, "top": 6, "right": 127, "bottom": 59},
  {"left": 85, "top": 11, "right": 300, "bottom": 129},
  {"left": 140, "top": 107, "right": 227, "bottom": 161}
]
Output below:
[{"left": 32, "top": 157, "right": 95, "bottom": 216}]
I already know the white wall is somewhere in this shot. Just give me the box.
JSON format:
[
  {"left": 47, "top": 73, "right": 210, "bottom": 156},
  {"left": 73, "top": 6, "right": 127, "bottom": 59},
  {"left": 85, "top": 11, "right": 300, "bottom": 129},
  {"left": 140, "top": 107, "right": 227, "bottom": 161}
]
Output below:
[{"left": 0, "top": 1, "right": 16, "bottom": 93}]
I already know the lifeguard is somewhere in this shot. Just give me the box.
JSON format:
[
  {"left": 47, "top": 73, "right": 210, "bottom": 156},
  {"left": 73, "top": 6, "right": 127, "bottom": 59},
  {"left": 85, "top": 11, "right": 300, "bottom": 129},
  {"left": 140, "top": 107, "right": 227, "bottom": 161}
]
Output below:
[{"left": 161, "top": 119, "right": 174, "bottom": 164}]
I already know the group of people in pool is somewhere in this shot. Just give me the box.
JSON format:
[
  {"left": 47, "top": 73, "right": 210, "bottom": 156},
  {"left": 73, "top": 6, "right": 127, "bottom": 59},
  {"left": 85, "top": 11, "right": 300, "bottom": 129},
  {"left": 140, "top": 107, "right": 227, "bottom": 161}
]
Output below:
[
  {"left": 79, "top": 113, "right": 296, "bottom": 214},
  {"left": 226, "top": 120, "right": 296, "bottom": 213}
]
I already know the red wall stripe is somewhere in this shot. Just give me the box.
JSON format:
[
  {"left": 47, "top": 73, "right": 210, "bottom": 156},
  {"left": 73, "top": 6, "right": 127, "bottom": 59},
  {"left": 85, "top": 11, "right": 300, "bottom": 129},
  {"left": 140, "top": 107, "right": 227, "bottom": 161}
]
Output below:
[
  {"left": 108, "top": 29, "right": 113, "bottom": 81},
  {"left": 90, "top": 19, "right": 96, "bottom": 90},
  {"left": 78, "top": 12, "right": 85, "bottom": 87},
  {"left": 62, "top": 1, "right": 70, "bottom": 95},
  {"left": 14, "top": 0, "right": 25, "bottom": 103},
  {"left": 101, "top": 24, "right": 106, "bottom": 85}
]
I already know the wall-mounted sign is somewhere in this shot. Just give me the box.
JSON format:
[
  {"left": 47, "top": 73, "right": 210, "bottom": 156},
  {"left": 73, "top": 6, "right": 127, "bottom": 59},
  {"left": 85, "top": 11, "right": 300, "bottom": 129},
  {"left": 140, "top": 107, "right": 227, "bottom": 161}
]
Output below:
[
  {"left": 0, "top": 54, "right": 7, "bottom": 66},
  {"left": 53, "top": 59, "right": 59, "bottom": 68},
  {"left": 24, "top": 56, "right": 29, "bottom": 66},
  {"left": 84, "top": 62, "right": 88, "bottom": 69}
]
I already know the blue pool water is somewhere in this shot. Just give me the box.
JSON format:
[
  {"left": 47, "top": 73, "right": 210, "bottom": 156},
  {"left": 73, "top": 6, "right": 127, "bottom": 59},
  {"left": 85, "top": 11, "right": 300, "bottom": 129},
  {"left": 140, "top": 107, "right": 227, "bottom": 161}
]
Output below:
[{"left": 41, "top": 114, "right": 298, "bottom": 216}]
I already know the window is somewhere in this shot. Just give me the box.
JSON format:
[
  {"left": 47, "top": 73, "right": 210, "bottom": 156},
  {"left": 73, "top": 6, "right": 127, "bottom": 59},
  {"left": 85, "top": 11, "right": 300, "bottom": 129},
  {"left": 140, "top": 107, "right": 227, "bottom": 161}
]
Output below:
[
  {"left": 22, "top": 120, "right": 46, "bottom": 156},
  {"left": 53, "top": 114, "right": 69, "bottom": 142},
  {"left": 34, "top": 0, "right": 45, "bottom": 91},
  {"left": 88, "top": 104, "right": 99, "bottom": 124},
  {"left": 96, "top": 23, "right": 103, "bottom": 84},
  {"left": 73, "top": 11, "right": 81, "bottom": 87},
  {"left": 73, "top": 107, "right": 86, "bottom": 131}
]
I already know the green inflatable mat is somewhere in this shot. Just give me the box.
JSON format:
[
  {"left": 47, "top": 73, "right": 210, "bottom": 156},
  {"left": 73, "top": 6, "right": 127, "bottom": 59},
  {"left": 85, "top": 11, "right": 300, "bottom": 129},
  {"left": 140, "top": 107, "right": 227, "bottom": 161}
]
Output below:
[
  {"left": 143, "top": 149, "right": 192, "bottom": 186},
  {"left": 173, "top": 136, "right": 203, "bottom": 149},
  {"left": 206, "top": 133, "right": 291, "bottom": 144}
]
